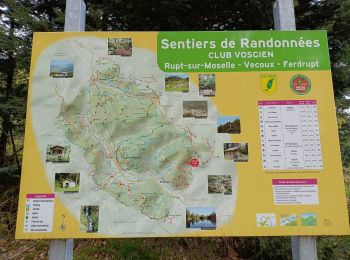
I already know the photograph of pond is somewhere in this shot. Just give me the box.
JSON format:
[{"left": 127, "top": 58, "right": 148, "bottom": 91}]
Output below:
[
  {"left": 208, "top": 175, "right": 232, "bottom": 195},
  {"left": 186, "top": 207, "right": 216, "bottom": 229}
]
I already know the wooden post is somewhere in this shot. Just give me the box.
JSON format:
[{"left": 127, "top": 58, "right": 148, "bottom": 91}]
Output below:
[
  {"left": 273, "top": 0, "right": 296, "bottom": 31},
  {"left": 48, "top": 1, "right": 86, "bottom": 259},
  {"left": 64, "top": 0, "right": 86, "bottom": 32},
  {"left": 273, "top": 1, "right": 317, "bottom": 260},
  {"left": 49, "top": 239, "right": 74, "bottom": 260}
]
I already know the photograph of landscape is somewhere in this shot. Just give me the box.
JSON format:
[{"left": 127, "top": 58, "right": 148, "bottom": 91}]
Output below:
[
  {"left": 217, "top": 116, "right": 241, "bottom": 134},
  {"left": 208, "top": 175, "right": 232, "bottom": 195},
  {"left": 165, "top": 73, "right": 189, "bottom": 92},
  {"left": 49, "top": 60, "right": 74, "bottom": 78},
  {"left": 183, "top": 101, "right": 208, "bottom": 118}
]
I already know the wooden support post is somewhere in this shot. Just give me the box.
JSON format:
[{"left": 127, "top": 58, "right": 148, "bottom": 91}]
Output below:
[
  {"left": 291, "top": 236, "right": 318, "bottom": 260},
  {"left": 273, "top": 1, "right": 317, "bottom": 260},
  {"left": 48, "top": 239, "right": 74, "bottom": 260},
  {"left": 273, "top": 0, "right": 296, "bottom": 30},
  {"left": 48, "top": 1, "right": 86, "bottom": 259},
  {"left": 64, "top": 0, "right": 86, "bottom": 32}
]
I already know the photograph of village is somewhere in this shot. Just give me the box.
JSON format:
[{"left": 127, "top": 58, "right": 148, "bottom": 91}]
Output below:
[
  {"left": 199, "top": 74, "right": 216, "bottom": 96},
  {"left": 186, "top": 207, "right": 216, "bottom": 230},
  {"left": 217, "top": 116, "right": 241, "bottom": 134},
  {"left": 80, "top": 206, "right": 99, "bottom": 233},
  {"left": 108, "top": 38, "right": 132, "bottom": 56},
  {"left": 49, "top": 60, "right": 74, "bottom": 78},
  {"left": 165, "top": 73, "right": 189, "bottom": 92},
  {"left": 208, "top": 175, "right": 232, "bottom": 195},
  {"left": 223, "top": 143, "right": 248, "bottom": 162},
  {"left": 46, "top": 145, "right": 71, "bottom": 162},
  {"left": 54, "top": 172, "right": 80, "bottom": 193},
  {"left": 183, "top": 101, "right": 208, "bottom": 118}
]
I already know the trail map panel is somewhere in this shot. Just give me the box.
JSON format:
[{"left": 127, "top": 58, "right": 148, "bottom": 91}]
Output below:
[{"left": 16, "top": 31, "right": 349, "bottom": 238}]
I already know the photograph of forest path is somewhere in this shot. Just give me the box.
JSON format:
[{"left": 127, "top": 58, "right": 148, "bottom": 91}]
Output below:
[
  {"left": 108, "top": 38, "right": 132, "bottom": 56},
  {"left": 1, "top": 0, "right": 350, "bottom": 259}
]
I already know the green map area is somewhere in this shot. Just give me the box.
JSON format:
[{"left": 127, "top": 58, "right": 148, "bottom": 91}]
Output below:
[{"left": 58, "top": 56, "right": 209, "bottom": 220}]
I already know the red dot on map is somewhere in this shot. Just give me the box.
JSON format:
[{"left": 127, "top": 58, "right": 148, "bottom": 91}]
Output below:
[{"left": 190, "top": 159, "right": 199, "bottom": 167}]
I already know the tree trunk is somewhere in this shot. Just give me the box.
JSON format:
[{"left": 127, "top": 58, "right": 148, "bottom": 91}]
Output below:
[{"left": 0, "top": 19, "right": 15, "bottom": 166}]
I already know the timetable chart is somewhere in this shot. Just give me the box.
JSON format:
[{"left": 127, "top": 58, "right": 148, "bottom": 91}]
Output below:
[{"left": 259, "top": 100, "right": 323, "bottom": 170}]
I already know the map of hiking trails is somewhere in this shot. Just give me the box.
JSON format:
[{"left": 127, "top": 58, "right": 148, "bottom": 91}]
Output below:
[
  {"left": 27, "top": 36, "right": 236, "bottom": 237},
  {"left": 17, "top": 31, "right": 350, "bottom": 238}
]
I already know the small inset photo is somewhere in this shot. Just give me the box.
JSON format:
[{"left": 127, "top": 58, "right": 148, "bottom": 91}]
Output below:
[
  {"left": 46, "top": 145, "right": 71, "bottom": 163},
  {"left": 224, "top": 143, "right": 248, "bottom": 162},
  {"left": 199, "top": 74, "right": 216, "bottom": 96},
  {"left": 186, "top": 207, "right": 216, "bottom": 230},
  {"left": 208, "top": 175, "right": 232, "bottom": 195},
  {"left": 280, "top": 214, "right": 298, "bottom": 226},
  {"left": 183, "top": 101, "right": 208, "bottom": 119},
  {"left": 217, "top": 116, "right": 241, "bottom": 134},
  {"left": 256, "top": 213, "right": 276, "bottom": 227},
  {"left": 301, "top": 213, "right": 317, "bottom": 226},
  {"left": 165, "top": 73, "right": 189, "bottom": 92},
  {"left": 80, "top": 206, "right": 99, "bottom": 233},
  {"left": 54, "top": 173, "right": 80, "bottom": 193},
  {"left": 108, "top": 38, "right": 132, "bottom": 56},
  {"left": 50, "top": 60, "right": 74, "bottom": 78}
]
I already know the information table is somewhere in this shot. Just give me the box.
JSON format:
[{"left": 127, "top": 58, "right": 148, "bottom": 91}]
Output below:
[{"left": 259, "top": 100, "right": 323, "bottom": 170}]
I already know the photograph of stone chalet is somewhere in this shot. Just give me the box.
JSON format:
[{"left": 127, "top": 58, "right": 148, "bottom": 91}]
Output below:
[
  {"left": 46, "top": 145, "right": 71, "bottom": 162},
  {"left": 223, "top": 143, "right": 248, "bottom": 162},
  {"left": 54, "top": 172, "right": 80, "bottom": 192}
]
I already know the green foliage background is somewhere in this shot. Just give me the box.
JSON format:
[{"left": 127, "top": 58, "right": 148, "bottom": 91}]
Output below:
[{"left": 0, "top": 0, "right": 349, "bottom": 259}]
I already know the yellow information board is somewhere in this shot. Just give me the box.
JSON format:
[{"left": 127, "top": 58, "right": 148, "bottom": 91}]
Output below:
[{"left": 16, "top": 31, "right": 349, "bottom": 238}]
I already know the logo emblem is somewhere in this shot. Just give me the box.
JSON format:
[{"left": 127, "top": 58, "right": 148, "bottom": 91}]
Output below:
[
  {"left": 260, "top": 74, "right": 277, "bottom": 96},
  {"left": 290, "top": 74, "right": 311, "bottom": 95}
]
